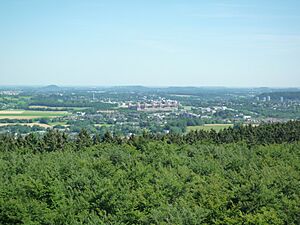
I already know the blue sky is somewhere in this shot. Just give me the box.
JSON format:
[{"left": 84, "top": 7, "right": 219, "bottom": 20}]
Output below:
[{"left": 1, "top": 0, "right": 300, "bottom": 87}]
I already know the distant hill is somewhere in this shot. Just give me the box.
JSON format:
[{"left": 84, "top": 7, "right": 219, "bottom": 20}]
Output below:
[
  {"left": 38, "top": 85, "right": 61, "bottom": 92},
  {"left": 258, "top": 91, "right": 300, "bottom": 101},
  {"left": 43, "top": 85, "right": 60, "bottom": 90}
]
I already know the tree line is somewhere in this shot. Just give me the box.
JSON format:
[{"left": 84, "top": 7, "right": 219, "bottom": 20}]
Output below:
[{"left": 1, "top": 120, "right": 300, "bottom": 152}]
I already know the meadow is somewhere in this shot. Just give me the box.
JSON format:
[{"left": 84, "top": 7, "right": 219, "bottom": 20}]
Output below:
[
  {"left": 187, "top": 124, "right": 233, "bottom": 132},
  {"left": 0, "top": 110, "right": 69, "bottom": 119},
  {"left": 28, "top": 105, "right": 89, "bottom": 110}
]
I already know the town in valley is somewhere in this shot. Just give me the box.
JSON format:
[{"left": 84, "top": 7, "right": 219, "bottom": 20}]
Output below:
[{"left": 1, "top": 85, "right": 299, "bottom": 137}]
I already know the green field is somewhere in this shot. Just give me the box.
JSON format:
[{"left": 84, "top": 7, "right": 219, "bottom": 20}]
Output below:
[
  {"left": 48, "top": 121, "right": 68, "bottom": 126},
  {"left": 183, "top": 106, "right": 193, "bottom": 110},
  {"left": 0, "top": 110, "right": 69, "bottom": 119},
  {"left": 187, "top": 124, "right": 233, "bottom": 132},
  {"left": 94, "top": 123, "right": 112, "bottom": 127}
]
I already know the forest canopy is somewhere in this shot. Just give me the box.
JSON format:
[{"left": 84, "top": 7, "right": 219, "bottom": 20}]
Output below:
[{"left": 0, "top": 121, "right": 300, "bottom": 224}]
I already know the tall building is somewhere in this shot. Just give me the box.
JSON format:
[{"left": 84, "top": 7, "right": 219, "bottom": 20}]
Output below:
[
  {"left": 267, "top": 96, "right": 271, "bottom": 101},
  {"left": 280, "top": 96, "right": 284, "bottom": 102}
]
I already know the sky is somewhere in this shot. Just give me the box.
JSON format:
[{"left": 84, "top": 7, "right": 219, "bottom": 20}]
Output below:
[{"left": 0, "top": 0, "right": 300, "bottom": 87}]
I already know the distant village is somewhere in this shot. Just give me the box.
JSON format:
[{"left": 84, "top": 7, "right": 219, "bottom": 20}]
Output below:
[
  {"left": 127, "top": 100, "right": 179, "bottom": 111},
  {"left": 0, "top": 86, "right": 299, "bottom": 135}
]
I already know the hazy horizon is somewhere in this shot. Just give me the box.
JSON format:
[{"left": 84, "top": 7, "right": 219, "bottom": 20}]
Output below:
[
  {"left": 1, "top": 0, "right": 300, "bottom": 87},
  {"left": 1, "top": 84, "right": 300, "bottom": 90}
]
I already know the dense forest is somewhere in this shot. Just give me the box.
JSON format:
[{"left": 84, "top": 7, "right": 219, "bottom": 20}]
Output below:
[{"left": 0, "top": 121, "right": 300, "bottom": 224}]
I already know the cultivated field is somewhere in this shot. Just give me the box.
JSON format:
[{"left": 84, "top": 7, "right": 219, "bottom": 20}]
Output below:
[
  {"left": 187, "top": 124, "right": 233, "bottom": 132},
  {"left": 28, "top": 105, "right": 88, "bottom": 110},
  {"left": 0, "top": 123, "right": 51, "bottom": 128},
  {"left": 94, "top": 123, "right": 112, "bottom": 127},
  {"left": 0, "top": 110, "right": 69, "bottom": 119}
]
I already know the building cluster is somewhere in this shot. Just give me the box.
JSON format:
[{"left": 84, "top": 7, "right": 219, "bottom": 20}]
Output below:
[
  {"left": 128, "top": 100, "right": 179, "bottom": 111},
  {"left": 0, "top": 91, "right": 20, "bottom": 96},
  {"left": 256, "top": 96, "right": 284, "bottom": 102},
  {"left": 256, "top": 96, "right": 271, "bottom": 102}
]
